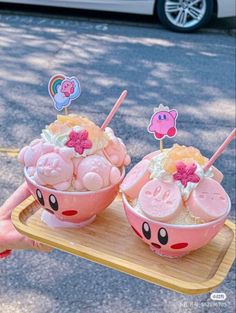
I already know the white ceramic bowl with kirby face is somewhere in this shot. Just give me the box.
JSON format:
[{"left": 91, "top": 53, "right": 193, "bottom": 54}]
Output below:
[
  {"left": 25, "top": 167, "right": 125, "bottom": 225},
  {"left": 122, "top": 192, "right": 231, "bottom": 258}
]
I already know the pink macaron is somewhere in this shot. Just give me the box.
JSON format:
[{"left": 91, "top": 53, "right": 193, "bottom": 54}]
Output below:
[
  {"left": 120, "top": 159, "right": 151, "bottom": 199},
  {"left": 186, "top": 177, "right": 230, "bottom": 222},
  {"left": 139, "top": 179, "right": 182, "bottom": 222}
]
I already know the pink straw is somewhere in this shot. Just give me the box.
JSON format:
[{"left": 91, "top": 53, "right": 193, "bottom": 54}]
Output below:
[
  {"left": 101, "top": 90, "right": 128, "bottom": 130},
  {"left": 204, "top": 128, "right": 236, "bottom": 172}
]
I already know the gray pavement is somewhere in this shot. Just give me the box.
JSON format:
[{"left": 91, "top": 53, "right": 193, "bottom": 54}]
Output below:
[{"left": 0, "top": 10, "right": 235, "bottom": 313}]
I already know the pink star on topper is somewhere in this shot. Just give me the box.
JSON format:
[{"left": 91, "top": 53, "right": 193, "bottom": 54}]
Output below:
[
  {"left": 65, "top": 129, "right": 93, "bottom": 155},
  {"left": 173, "top": 162, "right": 200, "bottom": 188}
]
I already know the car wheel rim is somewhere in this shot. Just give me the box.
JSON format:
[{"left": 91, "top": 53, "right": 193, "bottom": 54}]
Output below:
[{"left": 164, "top": 0, "right": 207, "bottom": 28}]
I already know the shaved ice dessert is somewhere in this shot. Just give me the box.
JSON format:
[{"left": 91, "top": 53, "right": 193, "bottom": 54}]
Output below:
[
  {"left": 19, "top": 114, "right": 130, "bottom": 192},
  {"left": 122, "top": 144, "right": 228, "bottom": 225},
  {"left": 121, "top": 128, "right": 235, "bottom": 258},
  {"left": 18, "top": 114, "right": 131, "bottom": 226}
]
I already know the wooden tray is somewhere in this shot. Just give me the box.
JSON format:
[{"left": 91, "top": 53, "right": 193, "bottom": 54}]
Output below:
[{"left": 12, "top": 196, "right": 235, "bottom": 295}]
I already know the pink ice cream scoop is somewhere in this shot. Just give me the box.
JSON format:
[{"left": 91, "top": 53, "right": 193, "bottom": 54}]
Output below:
[
  {"left": 18, "top": 139, "right": 54, "bottom": 176},
  {"left": 186, "top": 177, "right": 230, "bottom": 222},
  {"left": 103, "top": 138, "right": 131, "bottom": 168},
  {"left": 73, "top": 155, "right": 121, "bottom": 191},
  {"left": 148, "top": 110, "right": 177, "bottom": 139},
  {"left": 120, "top": 159, "right": 151, "bottom": 199},
  {"left": 103, "top": 128, "right": 131, "bottom": 168},
  {"left": 34, "top": 148, "right": 74, "bottom": 191},
  {"left": 139, "top": 179, "right": 182, "bottom": 222}
]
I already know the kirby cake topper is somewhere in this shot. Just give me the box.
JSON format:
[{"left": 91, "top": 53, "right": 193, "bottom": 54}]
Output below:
[
  {"left": 148, "top": 104, "right": 178, "bottom": 151},
  {"left": 48, "top": 74, "right": 81, "bottom": 113}
]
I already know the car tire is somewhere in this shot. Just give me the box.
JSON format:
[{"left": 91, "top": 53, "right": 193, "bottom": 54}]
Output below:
[{"left": 157, "top": 0, "right": 214, "bottom": 32}]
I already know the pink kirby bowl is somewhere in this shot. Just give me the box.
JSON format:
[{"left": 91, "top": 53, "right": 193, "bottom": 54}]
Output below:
[
  {"left": 24, "top": 167, "right": 125, "bottom": 226},
  {"left": 122, "top": 192, "right": 231, "bottom": 258}
]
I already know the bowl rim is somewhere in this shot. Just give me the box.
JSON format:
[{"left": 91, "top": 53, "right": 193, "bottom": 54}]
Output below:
[
  {"left": 24, "top": 166, "right": 125, "bottom": 195},
  {"left": 122, "top": 192, "right": 231, "bottom": 229}
]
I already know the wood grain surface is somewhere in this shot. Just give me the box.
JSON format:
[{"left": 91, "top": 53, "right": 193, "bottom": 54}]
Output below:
[{"left": 12, "top": 196, "right": 235, "bottom": 295}]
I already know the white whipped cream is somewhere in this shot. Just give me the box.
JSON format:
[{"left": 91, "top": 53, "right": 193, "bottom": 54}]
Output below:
[
  {"left": 41, "top": 128, "right": 70, "bottom": 147},
  {"left": 148, "top": 150, "right": 214, "bottom": 200},
  {"left": 41, "top": 125, "right": 108, "bottom": 157},
  {"left": 177, "top": 164, "right": 213, "bottom": 200},
  {"left": 149, "top": 150, "right": 172, "bottom": 182}
]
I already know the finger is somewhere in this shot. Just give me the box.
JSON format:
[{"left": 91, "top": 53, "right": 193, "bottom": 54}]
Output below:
[
  {"left": 6, "top": 237, "right": 53, "bottom": 253},
  {"left": 11, "top": 234, "right": 52, "bottom": 252},
  {"left": 0, "top": 182, "right": 31, "bottom": 220},
  {"left": 1, "top": 225, "right": 52, "bottom": 253}
]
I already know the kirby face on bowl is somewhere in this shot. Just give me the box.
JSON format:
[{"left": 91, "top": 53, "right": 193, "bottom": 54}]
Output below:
[
  {"left": 25, "top": 167, "right": 125, "bottom": 224},
  {"left": 122, "top": 192, "right": 231, "bottom": 258}
]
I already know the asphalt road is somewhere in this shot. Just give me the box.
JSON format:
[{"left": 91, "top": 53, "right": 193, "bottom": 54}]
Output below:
[{"left": 0, "top": 10, "right": 235, "bottom": 313}]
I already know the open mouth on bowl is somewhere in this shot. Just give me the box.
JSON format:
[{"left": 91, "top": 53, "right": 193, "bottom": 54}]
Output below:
[{"left": 45, "top": 208, "right": 54, "bottom": 214}]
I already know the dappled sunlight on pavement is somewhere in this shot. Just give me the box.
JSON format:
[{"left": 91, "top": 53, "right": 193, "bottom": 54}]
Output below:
[{"left": 0, "top": 11, "right": 235, "bottom": 313}]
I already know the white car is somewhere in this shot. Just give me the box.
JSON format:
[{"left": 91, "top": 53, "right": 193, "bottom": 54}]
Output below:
[{"left": 1, "top": 0, "right": 235, "bottom": 32}]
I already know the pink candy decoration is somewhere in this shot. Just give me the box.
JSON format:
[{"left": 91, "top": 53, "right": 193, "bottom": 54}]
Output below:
[
  {"left": 103, "top": 128, "right": 131, "bottom": 168},
  {"left": 173, "top": 162, "right": 200, "bottom": 187},
  {"left": 34, "top": 148, "right": 74, "bottom": 191},
  {"left": 65, "top": 129, "right": 93, "bottom": 155},
  {"left": 186, "top": 177, "right": 229, "bottom": 222},
  {"left": 121, "top": 159, "right": 151, "bottom": 199},
  {"left": 73, "top": 155, "right": 121, "bottom": 191},
  {"left": 18, "top": 139, "right": 54, "bottom": 176},
  {"left": 139, "top": 179, "right": 182, "bottom": 222}
]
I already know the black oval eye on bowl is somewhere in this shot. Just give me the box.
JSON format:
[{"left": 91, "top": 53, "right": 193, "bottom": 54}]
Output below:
[
  {"left": 36, "top": 189, "right": 44, "bottom": 206},
  {"left": 158, "top": 228, "right": 168, "bottom": 245},
  {"left": 142, "top": 222, "right": 151, "bottom": 240},
  {"left": 49, "top": 194, "right": 58, "bottom": 211}
]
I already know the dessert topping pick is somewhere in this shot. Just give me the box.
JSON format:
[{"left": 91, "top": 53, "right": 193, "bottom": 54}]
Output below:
[
  {"left": 148, "top": 104, "right": 178, "bottom": 152},
  {"left": 48, "top": 74, "right": 81, "bottom": 113}
]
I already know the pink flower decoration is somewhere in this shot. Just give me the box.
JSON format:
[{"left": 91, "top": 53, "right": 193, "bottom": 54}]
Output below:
[
  {"left": 65, "top": 129, "right": 93, "bottom": 155},
  {"left": 173, "top": 161, "right": 200, "bottom": 188}
]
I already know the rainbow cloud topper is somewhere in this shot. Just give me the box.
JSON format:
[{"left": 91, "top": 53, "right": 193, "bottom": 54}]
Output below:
[{"left": 48, "top": 74, "right": 81, "bottom": 111}]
